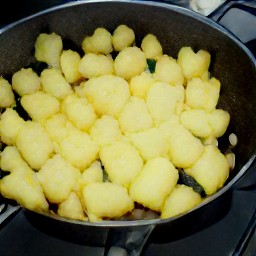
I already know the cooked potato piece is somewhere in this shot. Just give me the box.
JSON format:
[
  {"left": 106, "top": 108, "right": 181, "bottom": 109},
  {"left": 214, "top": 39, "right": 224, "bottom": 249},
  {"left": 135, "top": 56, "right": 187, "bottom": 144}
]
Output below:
[
  {"left": 83, "top": 75, "right": 130, "bottom": 117},
  {"left": 100, "top": 141, "right": 143, "bottom": 188},
  {"left": 185, "top": 77, "right": 220, "bottom": 111},
  {"left": 12, "top": 68, "right": 41, "bottom": 96},
  {"left": 112, "top": 24, "right": 135, "bottom": 51},
  {"left": 61, "top": 94, "right": 97, "bottom": 131},
  {"left": 41, "top": 68, "right": 73, "bottom": 100},
  {"left": 177, "top": 46, "right": 211, "bottom": 80},
  {"left": 0, "top": 108, "right": 25, "bottom": 145},
  {"left": 78, "top": 161, "right": 103, "bottom": 187},
  {"left": 0, "top": 77, "right": 15, "bottom": 108},
  {"left": 153, "top": 55, "right": 184, "bottom": 86},
  {"left": 182, "top": 108, "right": 230, "bottom": 139},
  {"left": 16, "top": 121, "right": 54, "bottom": 170},
  {"left": 0, "top": 166, "right": 49, "bottom": 212},
  {"left": 141, "top": 34, "right": 163, "bottom": 59},
  {"left": 59, "top": 129, "right": 99, "bottom": 170},
  {"left": 0, "top": 146, "right": 31, "bottom": 172},
  {"left": 185, "top": 145, "right": 230, "bottom": 195},
  {"left": 82, "top": 27, "right": 113, "bottom": 55},
  {"left": 34, "top": 32, "right": 63, "bottom": 68},
  {"left": 129, "top": 157, "right": 179, "bottom": 211},
  {"left": 79, "top": 53, "right": 113, "bottom": 78},
  {"left": 21, "top": 91, "right": 60, "bottom": 121},
  {"left": 37, "top": 154, "right": 80, "bottom": 203},
  {"left": 60, "top": 50, "right": 82, "bottom": 83},
  {"left": 129, "top": 127, "right": 169, "bottom": 160},
  {"left": 208, "top": 109, "right": 230, "bottom": 137},
  {"left": 129, "top": 72, "right": 155, "bottom": 98},
  {"left": 160, "top": 121, "right": 204, "bottom": 168},
  {"left": 146, "top": 82, "right": 184, "bottom": 125},
  {"left": 114, "top": 46, "right": 147, "bottom": 80},
  {"left": 180, "top": 109, "right": 212, "bottom": 138},
  {"left": 44, "top": 113, "right": 74, "bottom": 144},
  {"left": 73, "top": 84, "right": 85, "bottom": 98},
  {"left": 0, "top": 26, "right": 233, "bottom": 223},
  {"left": 89, "top": 115, "right": 122, "bottom": 147},
  {"left": 83, "top": 182, "right": 134, "bottom": 222},
  {"left": 57, "top": 192, "right": 86, "bottom": 220},
  {"left": 161, "top": 184, "right": 202, "bottom": 219},
  {"left": 119, "top": 96, "right": 153, "bottom": 133}
]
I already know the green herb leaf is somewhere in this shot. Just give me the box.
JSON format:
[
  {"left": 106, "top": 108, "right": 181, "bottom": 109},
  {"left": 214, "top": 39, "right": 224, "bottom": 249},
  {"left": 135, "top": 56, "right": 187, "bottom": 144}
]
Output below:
[
  {"left": 147, "top": 59, "right": 156, "bottom": 73},
  {"left": 178, "top": 169, "right": 206, "bottom": 198}
]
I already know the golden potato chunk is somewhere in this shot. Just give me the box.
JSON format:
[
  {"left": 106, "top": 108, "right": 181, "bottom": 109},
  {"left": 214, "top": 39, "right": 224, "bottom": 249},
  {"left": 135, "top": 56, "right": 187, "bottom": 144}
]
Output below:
[
  {"left": 129, "top": 72, "right": 155, "bottom": 99},
  {"left": 185, "top": 145, "right": 230, "bottom": 195},
  {"left": 44, "top": 113, "right": 75, "bottom": 145},
  {"left": 100, "top": 141, "right": 143, "bottom": 188},
  {"left": 0, "top": 108, "right": 25, "bottom": 145},
  {"left": 129, "top": 157, "right": 179, "bottom": 211},
  {"left": 112, "top": 24, "right": 135, "bottom": 51},
  {"left": 177, "top": 46, "right": 211, "bottom": 80},
  {"left": 129, "top": 127, "right": 169, "bottom": 160},
  {"left": 37, "top": 154, "right": 80, "bottom": 203},
  {"left": 141, "top": 34, "right": 163, "bottom": 59},
  {"left": 57, "top": 192, "right": 86, "bottom": 220},
  {"left": 161, "top": 184, "right": 202, "bottom": 219},
  {"left": 61, "top": 94, "right": 97, "bottom": 131},
  {"left": 60, "top": 50, "right": 82, "bottom": 83},
  {"left": 119, "top": 96, "right": 153, "bottom": 133},
  {"left": 41, "top": 68, "right": 73, "bottom": 100},
  {"left": 185, "top": 77, "right": 220, "bottom": 111},
  {"left": 78, "top": 161, "right": 103, "bottom": 187},
  {"left": 0, "top": 145, "right": 31, "bottom": 173},
  {"left": 12, "top": 68, "right": 41, "bottom": 96},
  {"left": 181, "top": 108, "right": 230, "bottom": 139},
  {"left": 79, "top": 53, "right": 113, "bottom": 78},
  {"left": 21, "top": 91, "right": 60, "bottom": 121},
  {"left": 82, "top": 27, "right": 113, "bottom": 55},
  {"left": 208, "top": 109, "right": 230, "bottom": 137},
  {"left": 83, "top": 182, "right": 134, "bottom": 222},
  {"left": 146, "top": 82, "right": 184, "bottom": 125},
  {"left": 34, "top": 32, "right": 63, "bottom": 68},
  {"left": 114, "top": 46, "right": 147, "bottom": 80},
  {"left": 89, "top": 115, "right": 122, "bottom": 147},
  {"left": 16, "top": 121, "right": 54, "bottom": 170},
  {"left": 1, "top": 166, "right": 49, "bottom": 212},
  {"left": 160, "top": 121, "right": 204, "bottom": 168},
  {"left": 180, "top": 109, "right": 212, "bottom": 138},
  {"left": 0, "top": 77, "right": 15, "bottom": 108},
  {"left": 59, "top": 129, "right": 99, "bottom": 170},
  {"left": 83, "top": 75, "right": 130, "bottom": 117},
  {"left": 153, "top": 55, "right": 184, "bottom": 86}
]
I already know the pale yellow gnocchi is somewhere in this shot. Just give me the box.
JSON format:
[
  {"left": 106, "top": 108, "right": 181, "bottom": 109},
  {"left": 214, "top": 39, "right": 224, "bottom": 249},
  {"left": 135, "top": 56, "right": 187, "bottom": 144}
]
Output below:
[
  {"left": 37, "top": 154, "right": 80, "bottom": 203},
  {"left": 82, "top": 27, "right": 113, "bottom": 55},
  {"left": 12, "top": 68, "right": 41, "bottom": 96},
  {"left": 112, "top": 24, "right": 135, "bottom": 51},
  {"left": 0, "top": 78, "right": 15, "bottom": 108},
  {"left": 0, "top": 24, "right": 235, "bottom": 223},
  {"left": 60, "top": 50, "right": 82, "bottom": 84},
  {"left": 34, "top": 32, "right": 63, "bottom": 68},
  {"left": 0, "top": 108, "right": 25, "bottom": 145}
]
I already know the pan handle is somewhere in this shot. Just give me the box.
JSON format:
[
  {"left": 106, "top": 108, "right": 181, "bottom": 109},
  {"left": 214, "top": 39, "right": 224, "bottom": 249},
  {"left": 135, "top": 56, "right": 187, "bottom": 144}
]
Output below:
[
  {"left": 104, "top": 224, "right": 155, "bottom": 256},
  {"left": 208, "top": 0, "right": 256, "bottom": 44}
]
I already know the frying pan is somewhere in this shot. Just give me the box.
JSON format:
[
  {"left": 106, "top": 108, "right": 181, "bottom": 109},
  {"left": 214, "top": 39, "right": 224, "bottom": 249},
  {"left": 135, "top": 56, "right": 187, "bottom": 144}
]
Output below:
[{"left": 0, "top": 0, "right": 256, "bottom": 255}]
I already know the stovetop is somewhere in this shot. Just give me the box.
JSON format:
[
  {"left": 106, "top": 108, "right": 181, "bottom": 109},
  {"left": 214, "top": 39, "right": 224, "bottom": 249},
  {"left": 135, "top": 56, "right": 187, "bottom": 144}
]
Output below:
[{"left": 0, "top": 1, "right": 256, "bottom": 256}]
